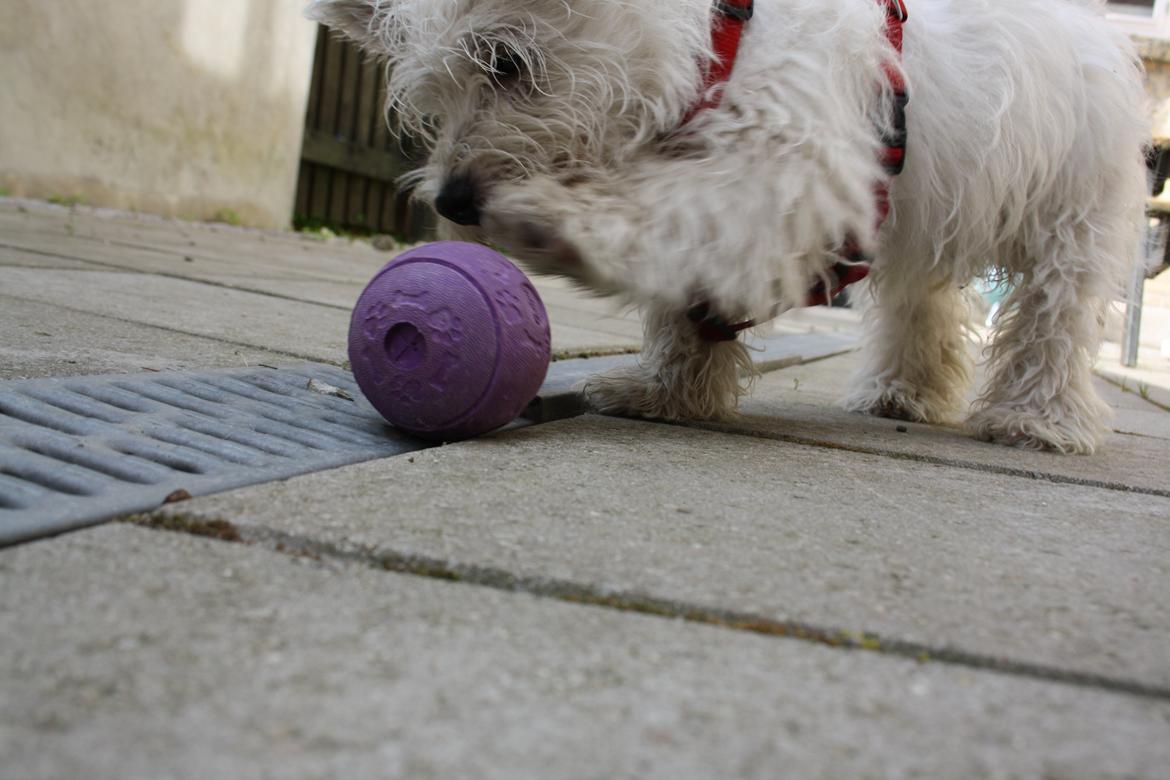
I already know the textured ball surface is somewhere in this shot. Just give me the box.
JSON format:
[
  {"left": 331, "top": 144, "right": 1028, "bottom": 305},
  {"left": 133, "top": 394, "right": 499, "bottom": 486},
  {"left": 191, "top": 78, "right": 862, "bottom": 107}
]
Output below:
[{"left": 348, "top": 241, "right": 551, "bottom": 441}]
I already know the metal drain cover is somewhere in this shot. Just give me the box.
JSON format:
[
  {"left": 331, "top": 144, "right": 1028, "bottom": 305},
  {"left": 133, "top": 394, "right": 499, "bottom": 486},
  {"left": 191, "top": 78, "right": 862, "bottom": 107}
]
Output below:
[
  {"left": 0, "top": 332, "right": 856, "bottom": 547},
  {"left": 0, "top": 364, "right": 428, "bottom": 546}
]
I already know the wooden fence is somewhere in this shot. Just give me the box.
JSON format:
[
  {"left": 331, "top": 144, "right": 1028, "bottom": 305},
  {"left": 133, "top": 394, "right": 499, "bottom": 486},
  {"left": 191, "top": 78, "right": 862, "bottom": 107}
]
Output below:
[{"left": 294, "top": 27, "right": 433, "bottom": 239}]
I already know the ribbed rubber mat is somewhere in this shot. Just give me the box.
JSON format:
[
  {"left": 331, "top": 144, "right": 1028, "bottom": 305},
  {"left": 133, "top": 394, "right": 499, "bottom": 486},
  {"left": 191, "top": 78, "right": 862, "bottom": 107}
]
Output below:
[{"left": 0, "top": 364, "right": 427, "bottom": 546}]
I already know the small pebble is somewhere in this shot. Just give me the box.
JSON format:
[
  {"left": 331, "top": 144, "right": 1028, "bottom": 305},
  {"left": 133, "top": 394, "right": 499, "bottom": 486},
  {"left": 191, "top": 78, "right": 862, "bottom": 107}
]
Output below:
[
  {"left": 163, "top": 488, "right": 192, "bottom": 504},
  {"left": 306, "top": 378, "right": 354, "bottom": 401}
]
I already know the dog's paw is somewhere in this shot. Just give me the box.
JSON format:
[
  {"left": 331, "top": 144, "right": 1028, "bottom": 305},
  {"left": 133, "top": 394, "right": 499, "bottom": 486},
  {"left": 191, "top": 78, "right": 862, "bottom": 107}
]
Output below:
[
  {"left": 966, "top": 405, "right": 1105, "bottom": 455},
  {"left": 841, "top": 382, "right": 952, "bottom": 424},
  {"left": 480, "top": 179, "right": 587, "bottom": 278},
  {"left": 583, "top": 365, "right": 739, "bottom": 422},
  {"left": 583, "top": 365, "right": 689, "bottom": 421}
]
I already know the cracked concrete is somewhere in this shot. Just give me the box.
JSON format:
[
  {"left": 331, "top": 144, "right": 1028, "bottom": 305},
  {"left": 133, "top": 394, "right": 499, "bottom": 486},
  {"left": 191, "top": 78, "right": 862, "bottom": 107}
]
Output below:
[
  {"left": 3, "top": 525, "right": 1168, "bottom": 780},
  {"left": 146, "top": 413, "right": 1170, "bottom": 691},
  {"left": 3, "top": 200, "right": 1170, "bottom": 778}
]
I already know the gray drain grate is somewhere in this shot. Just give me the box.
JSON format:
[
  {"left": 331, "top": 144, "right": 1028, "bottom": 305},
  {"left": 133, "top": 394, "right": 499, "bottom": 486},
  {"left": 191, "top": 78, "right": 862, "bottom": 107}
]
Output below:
[
  {"left": 0, "top": 364, "right": 427, "bottom": 546},
  {"left": 0, "top": 332, "right": 856, "bottom": 547}
]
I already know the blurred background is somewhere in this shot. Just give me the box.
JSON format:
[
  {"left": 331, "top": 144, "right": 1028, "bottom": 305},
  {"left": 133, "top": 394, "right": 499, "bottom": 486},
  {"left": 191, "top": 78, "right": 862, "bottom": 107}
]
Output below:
[
  {"left": 0, "top": 0, "right": 431, "bottom": 240},
  {"left": 1, "top": 0, "right": 1169, "bottom": 342},
  {"left": 2, "top": 1, "right": 1170, "bottom": 234}
]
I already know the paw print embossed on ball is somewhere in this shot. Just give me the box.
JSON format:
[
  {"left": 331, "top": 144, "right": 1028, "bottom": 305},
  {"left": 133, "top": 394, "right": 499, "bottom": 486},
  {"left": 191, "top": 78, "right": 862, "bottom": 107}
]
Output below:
[{"left": 348, "top": 241, "right": 552, "bottom": 441}]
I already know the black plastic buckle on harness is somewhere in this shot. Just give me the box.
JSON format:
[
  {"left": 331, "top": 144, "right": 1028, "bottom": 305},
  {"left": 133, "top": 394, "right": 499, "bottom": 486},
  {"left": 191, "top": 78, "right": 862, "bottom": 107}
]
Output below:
[
  {"left": 687, "top": 302, "right": 753, "bottom": 342},
  {"left": 714, "top": 0, "right": 754, "bottom": 22}
]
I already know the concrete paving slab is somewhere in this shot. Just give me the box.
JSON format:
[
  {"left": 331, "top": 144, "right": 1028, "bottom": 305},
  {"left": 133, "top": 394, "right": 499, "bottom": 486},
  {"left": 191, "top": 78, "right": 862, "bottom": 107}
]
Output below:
[
  {"left": 1097, "top": 341, "right": 1170, "bottom": 412},
  {"left": 0, "top": 199, "right": 344, "bottom": 251},
  {"left": 0, "top": 225, "right": 379, "bottom": 284},
  {"left": 1, "top": 202, "right": 645, "bottom": 356},
  {"left": 1091, "top": 380, "right": 1170, "bottom": 440},
  {"left": 190, "top": 275, "right": 363, "bottom": 308},
  {"left": 1094, "top": 369, "right": 1170, "bottom": 415},
  {"left": 529, "top": 304, "right": 643, "bottom": 343},
  {"left": 547, "top": 324, "right": 640, "bottom": 355},
  {"left": 0, "top": 363, "right": 429, "bottom": 546},
  {"left": 3, "top": 267, "right": 352, "bottom": 364},
  {"left": 0, "top": 295, "right": 292, "bottom": 380},
  {"left": 1, "top": 243, "right": 640, "bottom": 353},
  {"left": 3, "top": 207, "right": 606, "bottom": 314},
  {"left": 0, "top": 205, "right": 385, "bottom": 284},
  {"left": 109, "top": 230, "right": 367, "bottom": 271},
  {"left": 62, "top": 214, "right": 369, "bottom": 258},
  {"left": 0, "top": 232, "right": 375, "bottom": 311},
  {"left": 531, "top": 333, "right": 855, "bottom": 422},
  {"left": 771, "top": 305, "right": 865, "bottom": 335},
  {"left": 152, "top": 414, "right": 1170, "bottom": 691},
  {"left": 720, "top": 351, "right": 1170, "bottom": 496},
  {"left": 0, "top": 245, "right": 95, "bottom": 271},
  {"left": 529, "top": 280, "right": 641, "bottom": 319},
  {"left": 2, "top": 524, "right": 1167, "bottom": 780},
  {"left": 183, "top": 275, "right": 642, "bottom": 350},
  {"left": 748, "top": 343, "right": 1170, "bottom": 433}
]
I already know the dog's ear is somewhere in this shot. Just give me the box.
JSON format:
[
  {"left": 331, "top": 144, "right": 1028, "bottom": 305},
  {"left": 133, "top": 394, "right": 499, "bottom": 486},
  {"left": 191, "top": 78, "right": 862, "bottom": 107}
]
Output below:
[{"left": 306, "top": 0, "right": 381, "bottom": 48}]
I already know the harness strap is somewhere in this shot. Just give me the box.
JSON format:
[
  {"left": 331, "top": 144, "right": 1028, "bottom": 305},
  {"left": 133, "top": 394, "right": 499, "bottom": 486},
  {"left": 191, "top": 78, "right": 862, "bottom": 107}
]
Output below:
[
  {"left": 683, "top": 0, "right": 755, "bottom": 125},
  {"left": 688, "top": 0, "right": 909, "bottom": 339},
  {"left": 806, "top": 0, "right": 908, "bottom": 306}
]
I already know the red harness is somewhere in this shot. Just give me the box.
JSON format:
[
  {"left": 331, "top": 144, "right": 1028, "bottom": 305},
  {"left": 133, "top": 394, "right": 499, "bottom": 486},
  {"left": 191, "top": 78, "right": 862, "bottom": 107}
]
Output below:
[{"left": 687, "top": 0, "right": 909, "bottom": 342}]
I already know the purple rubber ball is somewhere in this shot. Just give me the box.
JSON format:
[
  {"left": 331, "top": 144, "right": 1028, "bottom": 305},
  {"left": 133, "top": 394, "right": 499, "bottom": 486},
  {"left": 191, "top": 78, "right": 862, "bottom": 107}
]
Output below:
[{"left": 348, "top": 241, "right": 551, "bottom": 441}]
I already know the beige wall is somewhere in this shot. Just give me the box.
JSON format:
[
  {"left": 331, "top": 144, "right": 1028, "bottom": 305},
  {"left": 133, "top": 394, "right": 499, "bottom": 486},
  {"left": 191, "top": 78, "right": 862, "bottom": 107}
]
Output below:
[
  {"left": 0, "top": 0, "right": 317, "bottom": 229},
  {"left": 1139, "top": 39, "right": 1170, "bottom": 141},
  {"left": 1, "top": 10, "right": 1167, "bottom": 230}
]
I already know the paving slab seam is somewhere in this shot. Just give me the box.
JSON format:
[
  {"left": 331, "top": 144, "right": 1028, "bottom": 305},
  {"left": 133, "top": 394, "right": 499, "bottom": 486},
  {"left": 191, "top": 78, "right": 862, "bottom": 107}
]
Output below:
[
  {"left": 550, "top": 346, "right": 642, "bottom": 361},
  {"left": 126, "top": 513, "right": 1170, "bottom": 703},
  {"left": 2, "top": 244, "right": 648, "bottom": 361},
  {"left": 0, "top": 293, "right": 347, "bottom": 368},
  {"left": 684, "top": 419, "right": 1170, "bottom": 499},
  {"left": 0, "top": 241, "right": 359, "bottom": 313},
  {"left": 1096, "top": 372, "right": 1170, "bottom": 413},
  {"left": 3, "top": 238, "right": 646, "bottom": 343},
  {"left": 750, "top": 348, "right": 856, "bottom": 375},
  {"left": 0, "top": 263, "right": 112, "bottom": 273}
]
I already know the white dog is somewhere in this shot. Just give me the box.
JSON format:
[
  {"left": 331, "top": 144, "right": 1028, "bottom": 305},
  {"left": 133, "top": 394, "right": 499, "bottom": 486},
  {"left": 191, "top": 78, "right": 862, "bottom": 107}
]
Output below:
[{"left": 309, "top": 0, "right": 1149, "bottom": 454}]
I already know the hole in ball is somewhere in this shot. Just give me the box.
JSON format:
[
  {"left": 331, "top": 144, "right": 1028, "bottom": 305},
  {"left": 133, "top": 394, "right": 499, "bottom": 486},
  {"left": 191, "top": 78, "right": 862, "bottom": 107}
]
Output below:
[{"left": 384, "top": 322, "right": 426, "bottom": 370}]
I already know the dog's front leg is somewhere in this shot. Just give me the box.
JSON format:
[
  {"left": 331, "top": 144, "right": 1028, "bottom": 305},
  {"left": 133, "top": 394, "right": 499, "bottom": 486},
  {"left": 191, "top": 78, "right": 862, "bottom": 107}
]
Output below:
[
  {"left": 478, "top": 175, "right": 746, "bottom": 420},
  {"left": 481, "top": 174, "right": 762, "bottom": 421},
  {"left": 480, "top": 131, "right": 879, "bottom": 421},
  {"left": 582, "top": 305, "right": 754, "bottom": 421}
]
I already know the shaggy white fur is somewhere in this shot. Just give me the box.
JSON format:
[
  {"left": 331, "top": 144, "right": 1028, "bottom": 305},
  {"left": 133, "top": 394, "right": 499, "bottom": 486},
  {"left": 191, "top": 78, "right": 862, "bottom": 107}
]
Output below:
[{"left": 310, "top": 0, "right": 1149, "bottom": 453}]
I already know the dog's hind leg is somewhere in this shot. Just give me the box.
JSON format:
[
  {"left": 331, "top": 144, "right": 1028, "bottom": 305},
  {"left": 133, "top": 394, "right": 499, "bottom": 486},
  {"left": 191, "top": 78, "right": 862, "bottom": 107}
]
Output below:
[
  {"left": 843, "top": 270, "right": 974, "bottom": 424},
  {"left": 967, "top": 233, "right": 1118, "bottom": 454},
  {"left": 584, "top": 304, "right": 753, "bottom": 422}
]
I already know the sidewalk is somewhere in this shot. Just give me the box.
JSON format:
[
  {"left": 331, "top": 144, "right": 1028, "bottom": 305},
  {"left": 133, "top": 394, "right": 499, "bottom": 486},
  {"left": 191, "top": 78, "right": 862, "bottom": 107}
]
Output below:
[{"left": 2, "top": 199, "right": 1169, "bottom": 778}]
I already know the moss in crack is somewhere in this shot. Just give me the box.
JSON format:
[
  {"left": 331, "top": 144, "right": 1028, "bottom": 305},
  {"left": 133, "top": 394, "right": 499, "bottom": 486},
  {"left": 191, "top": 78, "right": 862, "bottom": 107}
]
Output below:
[
  {"left": 124, "top": 512, "right": 242, "bottom": 542},
  {"left": 47, "top": 193, "right": 86, "bottom": 207},
  {"left": 210, "top": 208, "right": 243, "bottom": 226},
  {"left": 551, "top": 346, "right": 640, "bottom": 361}
]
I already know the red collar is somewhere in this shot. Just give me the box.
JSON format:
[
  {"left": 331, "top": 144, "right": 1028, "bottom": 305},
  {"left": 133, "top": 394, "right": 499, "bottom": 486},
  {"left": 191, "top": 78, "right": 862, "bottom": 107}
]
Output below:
[{"left": 687, "top": 0, "right": 909, "bottom": 342}]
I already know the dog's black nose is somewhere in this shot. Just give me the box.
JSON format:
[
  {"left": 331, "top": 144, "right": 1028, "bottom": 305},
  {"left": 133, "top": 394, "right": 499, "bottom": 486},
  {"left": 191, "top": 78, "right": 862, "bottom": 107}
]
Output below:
[{"left": 434, "top": 176, "right": 482, "bottom": 226}]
